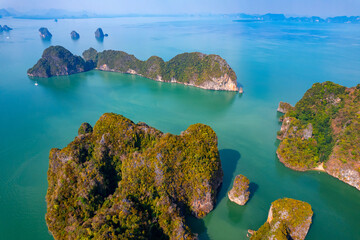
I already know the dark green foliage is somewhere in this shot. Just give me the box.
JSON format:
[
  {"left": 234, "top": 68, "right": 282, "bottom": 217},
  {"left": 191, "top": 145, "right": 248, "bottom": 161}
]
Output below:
[
  {"left": 278, "top": 81, "right": 355, "bottom": 169},
  {"left": 46, "top": 113, "right": 223, "bottom": 239},
  {"left": 27, "top": 46, "right": 93, "bottom": 77},
  {"left": 78, "top": 122, "right": 93, "bottom": 135},
  {"left": 251, "top": 198, "right": 313, "bottom": 240},
  {"left": 82, "top": 48, "right": 237, "bottom": 87},
  {"left": 82, "top": 47, "right": 98, "bottom": 63}
]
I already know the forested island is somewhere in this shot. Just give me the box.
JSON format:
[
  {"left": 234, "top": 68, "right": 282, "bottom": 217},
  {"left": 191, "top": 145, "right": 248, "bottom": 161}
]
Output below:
[
  {"left": 28, "top": 46, "right": 239, "bottom": 92},
  {"left": 250, "top": 198, "right": 313, "bottom": 240},
  {"left": 46, "top": 113, "right": 223, "bottom": 239},
  {"left": 277, "top": 81, "right": 360, "bottom": 190}
]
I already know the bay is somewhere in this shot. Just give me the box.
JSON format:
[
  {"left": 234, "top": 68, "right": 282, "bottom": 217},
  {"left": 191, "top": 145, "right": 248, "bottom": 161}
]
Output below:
[{"left": 0, "top": 17, "right": 359, "bottom": 239}]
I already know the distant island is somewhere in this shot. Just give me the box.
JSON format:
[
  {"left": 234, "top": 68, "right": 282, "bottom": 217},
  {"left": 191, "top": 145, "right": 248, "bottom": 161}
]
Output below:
[
  {"left": 233, "top": 13, "right": 360, "bottom": 24},
  {"left": 0, "top": 8, "right": 359, "bottom": 23},
  {"left": 39, "top": 27, "right": 52, "bottom": 40},
  {"left": 277, "top": 81, "right": 360, "bottom": 190},
  {"left": 0, "top": 24, "right": 12, "bottom": 31},
  {"left": 28, "top": 46, "right": 239, "bottom": 92},
  {"left": 46, "top": 113, "right": 223, "bottom": 239}
]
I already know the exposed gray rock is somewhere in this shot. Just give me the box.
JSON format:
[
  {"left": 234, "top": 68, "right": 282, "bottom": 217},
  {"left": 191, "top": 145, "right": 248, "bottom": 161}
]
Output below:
[
  {"left": 228, "top": 174, "right": 250, "bottom": 205},
  {"left": 277, "top": 101, "right": 294, "bottom": 114}
]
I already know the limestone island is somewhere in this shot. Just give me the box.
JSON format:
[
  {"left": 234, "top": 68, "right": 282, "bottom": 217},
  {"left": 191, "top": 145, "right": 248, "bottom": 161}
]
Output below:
[
  {"left": 27, "top": 46, "right": 94, "bottom": 78},
  {"left": 95, "top": 28, "right": 106, "bottom": 39},
  {"left": 39, "top": 27, "right": 52, "bottom": 40},
  {"left": 28, "top": 45, "right": 240, "bottom": 92},
  {"left": 249, "top": 198, "right": 313, "bottom": 240},
  {"left": 70, "top": 30, "right": 80, "bottom": 40},
  {"left": 0, "top": 25, "right": 12, "bottom": 31},
  {"left": 46, "top": 113, "right": 223, "bottom": 239},
  {"left": 277, "top": 81, "right": 360, "bottom": 190},
  {"left": 228, "top": 174, "right": 250, "bottom": 205}
]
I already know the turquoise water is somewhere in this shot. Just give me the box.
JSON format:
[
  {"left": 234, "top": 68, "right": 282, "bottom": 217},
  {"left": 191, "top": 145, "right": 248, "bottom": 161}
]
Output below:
[{"left": 0, "top": 17, "right": 360, "bottom": 239}]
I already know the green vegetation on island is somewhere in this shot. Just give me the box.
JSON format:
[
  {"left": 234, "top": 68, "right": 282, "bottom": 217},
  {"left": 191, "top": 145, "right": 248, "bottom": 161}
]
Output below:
[
  {"left": 277, "top": 81, "right": 360, "bottom": 190},
  {"left": 27, "top": 46, "right": 239, "bottom": 91},
  {"left": 228, "top": 174, "right": 250, "bottom": 205},
  {"left": 83, "top": 48, "right": 238, "bottom": 91},
  {"left": 250, "top": 198, "right": 313, "bottom": 240},
  {"left": 46, "top": 113, "right": 223, "bottom": 239},
  {"left": 27, "top": 46, "right": 94, "bottom": 78}
]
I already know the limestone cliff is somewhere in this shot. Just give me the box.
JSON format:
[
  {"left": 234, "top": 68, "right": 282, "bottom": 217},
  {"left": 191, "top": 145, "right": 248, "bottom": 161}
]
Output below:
[
  {"left": 250, "top": 198, "right": 313, "bottom": 240},
  {"left": 276, "top": 82, "right": 360, "bottom": 190},
  {"left": 46, "top": 113, "right": 223, "bottom": 239},
  {"left": 228, "top": 174, "right": 250, "bottom": 205},
  {"left": 39, "top": 27, "right": 52, "bottom": 40},
  {"left": 83, "top": 48, "right": 239, "bottom": 91},
  {"left": 27, "top": 46, "right": 93, "bottom": 78}
]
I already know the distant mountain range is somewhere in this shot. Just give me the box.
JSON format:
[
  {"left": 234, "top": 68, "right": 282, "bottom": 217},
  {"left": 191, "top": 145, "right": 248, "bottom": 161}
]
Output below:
[
  {"left": 0, "top": 8, "right": 359, "bottom": 23},
  {"left": 232, "top": 13, "right": 360, "bottom": 24}
]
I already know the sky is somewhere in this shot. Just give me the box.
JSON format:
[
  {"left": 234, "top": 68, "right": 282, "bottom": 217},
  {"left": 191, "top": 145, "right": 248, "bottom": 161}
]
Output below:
[{"left": 1, "top": 0, "right": 360, "bottom": 17}]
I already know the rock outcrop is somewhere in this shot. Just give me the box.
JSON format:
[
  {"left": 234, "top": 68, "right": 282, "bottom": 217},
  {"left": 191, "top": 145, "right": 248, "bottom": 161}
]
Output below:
[
  {"left": 277, "top": 101, "right": 294, "bottom": 114},
  {"left": 250, "top": 198, "right": 313, "bottom": 240},
  {"left": 39, "top": 27, "right": 52, "bottom": 40},
  {"left": 95, "top": 28, "right": 104, "bottom": 39},
  {"left": 0, "top": 24, "right": 12, "bottom": 31},
  {"left": 70, "top": 30, "right": 80, "bottom": 40},
  {"left": 83, "top": 48, "right": 239, "bottom": 91},
  {"left": 228, "top": 174, "right": 250, "bottom": 205},
  {"left": 277, "top": 82, "right": 360, "bottom": 190},
  {"left": 27, "top": 46, "right": 93, "bottom": 77},
  {"left": 78, "top": 122, "right": 93, "bottom": 135},
  {"left": 46, "top": 113, "right": 223, "bottom": 239},
  {"left": 28, "top": 46, "right": 239, "bottom": 92}
]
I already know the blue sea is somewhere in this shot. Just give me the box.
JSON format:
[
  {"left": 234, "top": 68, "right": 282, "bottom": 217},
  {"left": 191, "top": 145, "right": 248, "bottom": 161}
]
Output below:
[{"left": 0, "top": 17, "right": 359, "bottom": 239}]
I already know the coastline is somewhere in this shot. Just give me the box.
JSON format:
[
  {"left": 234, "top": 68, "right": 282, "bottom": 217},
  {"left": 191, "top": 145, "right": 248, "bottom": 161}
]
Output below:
[{"left": 95, "top": 67, "right": 240, "bottom": 92}]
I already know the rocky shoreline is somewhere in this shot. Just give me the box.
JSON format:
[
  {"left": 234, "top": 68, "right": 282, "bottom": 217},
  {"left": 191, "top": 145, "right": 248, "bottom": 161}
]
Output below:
[
  {"left": 276, "top": 82, "right": 360, "bottom": 191},
  {"left": 28, "top": 46, "right": 240, "bottom": 92}
]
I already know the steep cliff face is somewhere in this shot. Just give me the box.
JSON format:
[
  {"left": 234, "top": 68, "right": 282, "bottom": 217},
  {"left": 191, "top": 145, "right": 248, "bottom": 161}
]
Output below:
[
  {"left": 83, "top": 48, "right": 239, "bottom": 91},
  {"left": 277, "top": 82, "right": 360, "bottom": 190},
  {"left": 277, "top": 101, "right": 294, "bottom": 114},
  {"left": 39, "top": 27, "right": 52, "bottom": 40},
  {"left": 46, "top": 113, "right": 223, "bottom": 239},
  {"left": 27, "top": 46, "right": 93, "bottom": 77},
  {"left": 228, "top": 174, "right": 250, "bottom": 205},
  {"left": 250, "top": 198, "right": 313, "bottom": 240}
]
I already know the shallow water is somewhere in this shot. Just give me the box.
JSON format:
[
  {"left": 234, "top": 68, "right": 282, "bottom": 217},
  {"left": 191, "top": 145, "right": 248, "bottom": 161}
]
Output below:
[{"left": 0, "top": 17, "right": 359, "bottom": 239}]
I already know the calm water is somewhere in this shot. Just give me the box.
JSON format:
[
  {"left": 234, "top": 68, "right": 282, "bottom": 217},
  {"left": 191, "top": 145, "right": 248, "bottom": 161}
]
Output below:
[{"left": 0, "top": 17, "right": 360, "bottom": 240}]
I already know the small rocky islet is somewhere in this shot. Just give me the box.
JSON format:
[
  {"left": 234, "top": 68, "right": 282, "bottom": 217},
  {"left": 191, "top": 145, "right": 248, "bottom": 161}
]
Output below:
[
  {"left": 70, "top": 30, "right": 80, "bottom": 40},
  {"left": 228, "top": 174, "right": 250, "bottom": 205},
  {"left": 39, "top": 27, "right": 52, "bottom": 40},
  {"left": 95, "top": 27, "right": 108, "bottom": 39},
  {"left": 28, "top": 45, "right": 240, "bottom": 92},
  {"left": 277, "top": 81, "right": 360, "bottom": 190},
  {"left": 0, "top": 24, "right": 12, "bottom": 32},
  {"left": 249, "top": 198, "right": 313, "bottom": 240},
  {"left": 46, "top": 113, "right": 223, "bottom": 239}
]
